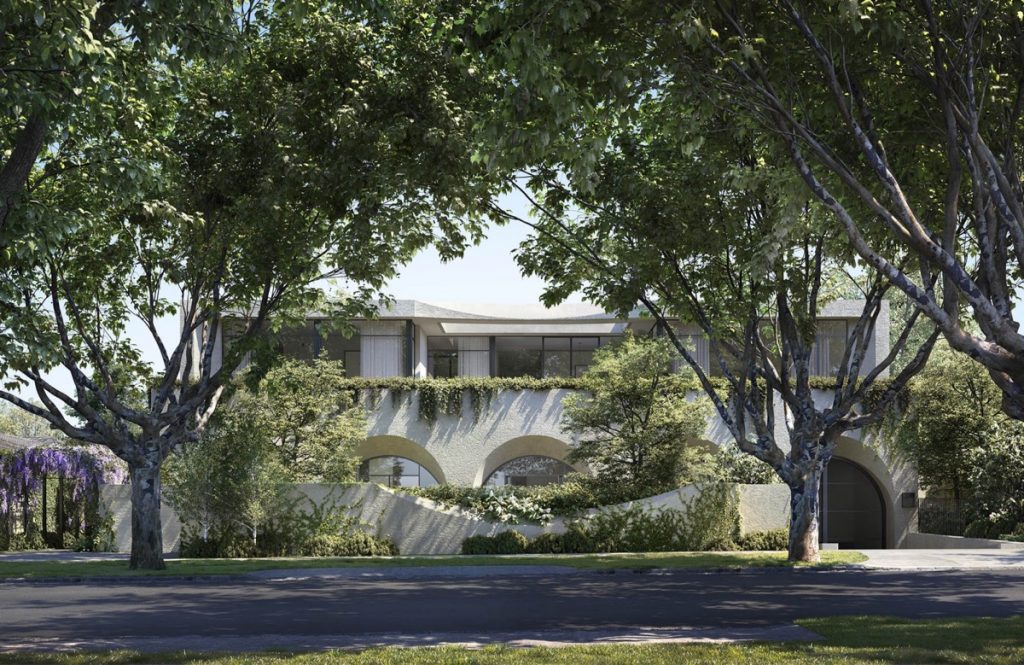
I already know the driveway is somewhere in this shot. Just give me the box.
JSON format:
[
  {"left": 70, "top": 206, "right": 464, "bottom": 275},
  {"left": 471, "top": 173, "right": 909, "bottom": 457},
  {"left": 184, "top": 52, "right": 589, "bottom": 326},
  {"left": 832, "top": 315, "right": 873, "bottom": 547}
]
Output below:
[
  {"left": 860, "top": 549, "right": 1024, "bottom": 570},
  {"left": 1, "top": 567, "right": 1022, "bottom": 653}
]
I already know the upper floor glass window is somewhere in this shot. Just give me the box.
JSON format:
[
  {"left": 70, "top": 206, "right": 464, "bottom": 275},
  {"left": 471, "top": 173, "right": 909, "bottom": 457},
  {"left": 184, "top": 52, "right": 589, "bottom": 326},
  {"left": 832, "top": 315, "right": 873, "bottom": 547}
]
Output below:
[
  {"left": 495, "top": 336, "right": 604, "bottom": 378},
  {"left": 316, "top": 322, "right": 360, "bottom": 377},
  {"left": 810, "top": 320, "right": 850, "bottom": 376},
  {"left": 427, "top": 337, "right": 489, "bottom": 377}
]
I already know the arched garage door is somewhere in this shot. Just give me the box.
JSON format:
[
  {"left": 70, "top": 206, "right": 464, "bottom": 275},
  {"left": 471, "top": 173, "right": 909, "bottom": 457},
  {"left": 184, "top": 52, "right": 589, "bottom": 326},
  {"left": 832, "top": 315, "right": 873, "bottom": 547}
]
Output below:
[{"left": 821, "top": 458, "right": 886, "bottom": 549}]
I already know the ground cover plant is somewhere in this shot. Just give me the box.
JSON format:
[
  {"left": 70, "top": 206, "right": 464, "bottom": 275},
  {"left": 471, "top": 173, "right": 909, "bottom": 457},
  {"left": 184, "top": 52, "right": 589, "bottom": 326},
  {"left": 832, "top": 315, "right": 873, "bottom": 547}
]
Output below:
[{"left": 0, "top": 615, "right": 1018, "bottom": 664}]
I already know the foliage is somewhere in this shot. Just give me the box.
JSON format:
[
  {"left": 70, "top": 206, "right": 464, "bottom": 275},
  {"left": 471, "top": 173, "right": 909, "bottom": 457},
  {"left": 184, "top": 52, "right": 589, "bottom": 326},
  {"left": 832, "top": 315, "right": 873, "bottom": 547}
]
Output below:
[
  {"left": 964, "top": 419, "right": 1024, "bottom": 539},
  {"left": 712, "top": 443, "right": 780, "bottom": 485},
  {"left": 887, "top": 345, "right": 1001, "bottom": 500},
  {"left": 166, "top": 394, "right": 287, "bottom": 548},
  {"left": 405, "top": 475, "right": 669, "bottom": 522},
  {"left": 460, "top": 529, "right": 530, "bottom": 555},
  {"left": 561, "top": 334, "right": 713, "bottom": 496},
  {"left": 0, "top": 1, "right": 234, "bottom": 250},
  {"left": 168, "top": 396, "right": 395, "bottom": 559},
  {"left": 253, "top": 356, "right": 366, "bottom": 483},
  {"left": 886, "top": 344, "right": 1024, "bottom": 538},
  {"left": 344, "top": 376, "right": 581, "bottom": 424},
  {"left": 0, "top": 402, "right": 55, "bottom": 439},
  {"left": 461, "top": 484, "right": 740, "bottom": 555},
  {"left": 737, "top": 529, "right": 790, "bottom": 552},
  {"left": 345, "top": 375, "right": 891, "bottom": 427}
]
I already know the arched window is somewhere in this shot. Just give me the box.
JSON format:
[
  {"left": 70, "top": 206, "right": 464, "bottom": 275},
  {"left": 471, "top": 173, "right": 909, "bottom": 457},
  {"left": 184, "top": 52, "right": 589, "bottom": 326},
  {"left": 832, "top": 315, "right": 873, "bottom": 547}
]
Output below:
[
  {"left": 359, "top": 456, "right": 438, "bottom": 488},
  {"left": 484, "top": 455, "right": 575, "bottom": 487}
]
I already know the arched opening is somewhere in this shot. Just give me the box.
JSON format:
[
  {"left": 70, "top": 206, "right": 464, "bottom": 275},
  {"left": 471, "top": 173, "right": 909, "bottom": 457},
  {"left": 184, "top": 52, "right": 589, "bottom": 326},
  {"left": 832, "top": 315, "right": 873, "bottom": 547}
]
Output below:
[
  {"left": 474, "top": 435, "right": 586, "bottom": 487},
  {"left": 484, "top": 455, "right": 576, "bottom": 487},
  {"left": 358, "top": 456, "right": 439, "bottom": 488},
  {"left": 354, "top": 435, "right": 446, "bottom": 486},
  {"left": 821, "top": 457, "right": 886, "bottom": 549}
]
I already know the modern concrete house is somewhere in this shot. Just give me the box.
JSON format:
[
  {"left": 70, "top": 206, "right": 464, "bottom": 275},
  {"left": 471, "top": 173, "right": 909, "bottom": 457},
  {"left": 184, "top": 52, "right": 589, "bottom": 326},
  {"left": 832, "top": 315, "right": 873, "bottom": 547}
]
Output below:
[{"left": 211, "top": 299, "right": 917, "bottom": 550}]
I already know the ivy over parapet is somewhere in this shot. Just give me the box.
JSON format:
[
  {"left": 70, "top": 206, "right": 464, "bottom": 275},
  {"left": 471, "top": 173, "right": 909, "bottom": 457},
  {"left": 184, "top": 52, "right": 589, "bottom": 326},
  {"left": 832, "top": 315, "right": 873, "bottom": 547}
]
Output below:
[
  {"left": 337, "top": 375, "right": 900, "bottom": 425},
  {"left": 339, "top": 376, "right": 583, "bottom": 423}
]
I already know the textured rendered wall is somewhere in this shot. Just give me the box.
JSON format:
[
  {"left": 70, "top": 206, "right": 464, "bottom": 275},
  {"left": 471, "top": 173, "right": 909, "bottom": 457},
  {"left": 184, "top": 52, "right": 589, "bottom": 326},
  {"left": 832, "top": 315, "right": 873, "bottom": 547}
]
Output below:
[
  {"left": 359, "top": 388, "right": 740, "bottom": 487},
  {"left": 100, "top": 484, "right": 183, "bottom": 555}
]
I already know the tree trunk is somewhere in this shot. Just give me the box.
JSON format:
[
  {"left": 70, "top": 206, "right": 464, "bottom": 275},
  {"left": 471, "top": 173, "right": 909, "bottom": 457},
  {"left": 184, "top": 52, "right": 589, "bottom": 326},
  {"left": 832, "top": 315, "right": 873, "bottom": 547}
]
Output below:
[
  {"left": 128, "top": 455, "right": 166, "bottom": 570},
  {"left": 787, "top": 466, "right": 823, "bottom": 563}
]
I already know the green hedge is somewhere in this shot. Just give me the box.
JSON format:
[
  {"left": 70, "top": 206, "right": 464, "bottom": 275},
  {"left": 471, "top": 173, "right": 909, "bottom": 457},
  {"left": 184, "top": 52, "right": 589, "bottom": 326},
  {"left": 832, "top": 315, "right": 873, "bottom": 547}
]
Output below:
[
  {"left": 461, "top": 530, "right": 529, "bottom": 555},
  {"left": 737, "top": 529, "right": 789, "bottom": 551}
]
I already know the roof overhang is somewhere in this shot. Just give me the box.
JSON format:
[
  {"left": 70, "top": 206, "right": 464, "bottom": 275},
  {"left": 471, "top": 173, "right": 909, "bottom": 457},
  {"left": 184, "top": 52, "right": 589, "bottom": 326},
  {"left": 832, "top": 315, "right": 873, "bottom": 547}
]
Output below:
[{"left": 437, "top": 321, "right": 630, "bottom": 335}]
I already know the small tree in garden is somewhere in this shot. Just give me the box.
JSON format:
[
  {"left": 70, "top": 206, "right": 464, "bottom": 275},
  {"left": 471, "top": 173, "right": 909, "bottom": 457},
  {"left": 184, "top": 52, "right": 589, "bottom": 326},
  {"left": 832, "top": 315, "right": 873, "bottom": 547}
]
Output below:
[
  {"left": 889, "top": 345, "right": 1002, "bottom": 503},
  {"left": 165, "top": 394, "right": 284, "bottom": 552},
  {"left": 562, "top": 335, "right": 712, "bottom": 499},
  {"left": 888, "top": 343, "right": 1024, "bottom": 537},
  {"left": 258, "top": 356, "right": 365, "bottom": 483}
]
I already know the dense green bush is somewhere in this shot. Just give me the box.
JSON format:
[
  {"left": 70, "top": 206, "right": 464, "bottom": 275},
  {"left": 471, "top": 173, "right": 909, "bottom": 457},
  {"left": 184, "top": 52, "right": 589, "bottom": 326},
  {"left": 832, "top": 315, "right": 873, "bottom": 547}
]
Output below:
[
  {"left": 561, "top": 335, "right": 713, "bottom": 498},
  {"left": 300, "top": 532, "right": 398, "bottom": 557},
  {"left": 737, "top": 529, "right": 789, "bottom": 551},
  {"left": 462, "top": 484, "right": 740, "bottom": 555},
  {"left": 460, "top": 530, "right": 529, "bottom": 555}
]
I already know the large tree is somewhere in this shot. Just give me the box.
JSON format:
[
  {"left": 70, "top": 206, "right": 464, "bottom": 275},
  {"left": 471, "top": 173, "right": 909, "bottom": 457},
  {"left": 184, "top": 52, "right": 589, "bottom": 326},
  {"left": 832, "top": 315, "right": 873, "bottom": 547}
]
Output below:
[
  {"left": 683, "top": 1, "right": 1024, "bottom": 421},
  {"left": 470, "top": 44, "right": 935, "bottom": 557},
  {"left": 0, "top": 0, "right": 495, "bottom": 569}
]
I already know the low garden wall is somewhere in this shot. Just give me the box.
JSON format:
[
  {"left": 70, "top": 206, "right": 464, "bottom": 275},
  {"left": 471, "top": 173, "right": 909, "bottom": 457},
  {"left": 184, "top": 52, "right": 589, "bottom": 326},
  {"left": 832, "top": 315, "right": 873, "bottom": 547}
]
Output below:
[{"left": 100, "top": 482, "right": 791, "bottom": 556}]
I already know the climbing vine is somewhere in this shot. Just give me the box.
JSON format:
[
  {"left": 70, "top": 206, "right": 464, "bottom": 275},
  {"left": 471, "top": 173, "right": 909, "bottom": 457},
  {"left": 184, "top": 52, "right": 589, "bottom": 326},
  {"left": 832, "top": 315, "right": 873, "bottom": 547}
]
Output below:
[
  {"left": 0, "top": 443, "right": 126, "bottom": 551},
  {"left": 338, "top": 376, "right": 896, "bottom": 425}
]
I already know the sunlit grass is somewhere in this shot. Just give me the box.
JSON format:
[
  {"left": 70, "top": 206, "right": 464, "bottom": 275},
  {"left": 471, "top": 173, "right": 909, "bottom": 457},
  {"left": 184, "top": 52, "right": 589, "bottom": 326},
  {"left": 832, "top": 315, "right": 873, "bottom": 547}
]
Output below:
[{"left": 0, "top": 550, "right": 866, "bottom": 579}]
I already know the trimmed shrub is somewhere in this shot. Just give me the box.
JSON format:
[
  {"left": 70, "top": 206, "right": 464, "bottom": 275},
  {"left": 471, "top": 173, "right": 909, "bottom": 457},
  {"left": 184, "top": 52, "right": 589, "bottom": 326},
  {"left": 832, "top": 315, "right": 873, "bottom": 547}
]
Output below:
[
  {"left": 460, "top": 530, "right": 529, "bottom": 555},
  {"left": 737, "top": 529, "right": 789, "bottom": 551},
  {"left": 300, "top": 532, "right": 398, "bottom": 557}
]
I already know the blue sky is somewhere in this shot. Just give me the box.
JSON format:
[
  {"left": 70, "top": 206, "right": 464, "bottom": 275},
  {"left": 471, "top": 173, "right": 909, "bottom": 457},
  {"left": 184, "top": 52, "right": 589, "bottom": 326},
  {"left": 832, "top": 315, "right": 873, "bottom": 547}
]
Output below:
[{"left": 384, "top": 219, "right": 553, "bottom": 304}]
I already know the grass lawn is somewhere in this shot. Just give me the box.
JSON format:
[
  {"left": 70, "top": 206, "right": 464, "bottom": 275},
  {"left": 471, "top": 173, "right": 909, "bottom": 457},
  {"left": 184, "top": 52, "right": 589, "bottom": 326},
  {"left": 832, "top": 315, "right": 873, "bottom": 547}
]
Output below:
[
  {"left": 0, "top": 550, "right": 866, "bottom": 579},
  {"left": 0, "top": 616, "right": 1019, "bottom": 664}
]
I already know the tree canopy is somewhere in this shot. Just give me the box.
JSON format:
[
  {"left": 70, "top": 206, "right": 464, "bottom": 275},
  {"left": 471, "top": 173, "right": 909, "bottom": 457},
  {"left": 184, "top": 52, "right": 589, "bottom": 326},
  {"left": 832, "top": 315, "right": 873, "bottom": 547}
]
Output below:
[{"left": 0, "top": 0, "right": 499, "bottom": 569}]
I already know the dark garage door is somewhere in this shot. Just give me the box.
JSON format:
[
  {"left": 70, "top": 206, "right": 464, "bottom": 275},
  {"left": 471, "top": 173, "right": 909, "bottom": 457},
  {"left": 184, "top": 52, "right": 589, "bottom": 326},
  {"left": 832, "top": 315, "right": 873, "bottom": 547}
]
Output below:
[{"left": 821, "top": 458, "right": 885, "bottom": 549}]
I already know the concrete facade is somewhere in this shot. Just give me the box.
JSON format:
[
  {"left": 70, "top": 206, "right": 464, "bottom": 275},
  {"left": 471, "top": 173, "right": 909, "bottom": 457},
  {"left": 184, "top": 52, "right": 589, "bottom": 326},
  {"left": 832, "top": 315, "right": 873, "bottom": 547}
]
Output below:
[{"left": 206, "top": 298, "right": 919, "bottom": 549}]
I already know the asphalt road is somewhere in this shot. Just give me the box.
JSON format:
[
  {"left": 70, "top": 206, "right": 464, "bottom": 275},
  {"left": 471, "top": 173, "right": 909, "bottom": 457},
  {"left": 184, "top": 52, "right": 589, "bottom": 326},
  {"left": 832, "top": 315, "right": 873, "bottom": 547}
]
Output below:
[{"left": 1, "top": 568, "right": 1023, "bottom": 651}]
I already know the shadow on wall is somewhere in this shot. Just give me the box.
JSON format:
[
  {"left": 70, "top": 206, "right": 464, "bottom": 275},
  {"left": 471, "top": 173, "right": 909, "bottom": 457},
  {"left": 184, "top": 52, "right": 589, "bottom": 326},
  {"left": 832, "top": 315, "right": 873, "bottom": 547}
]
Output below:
[{"left": 100, "top": 485, "right": 182, "bottom": 556}]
